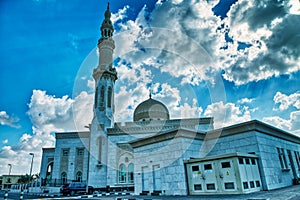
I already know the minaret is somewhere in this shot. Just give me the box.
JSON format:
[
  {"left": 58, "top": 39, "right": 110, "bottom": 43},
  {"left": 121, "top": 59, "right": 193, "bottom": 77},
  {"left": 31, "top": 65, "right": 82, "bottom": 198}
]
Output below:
[
  {"left": 93, "top": 2, "right": 117, "bottom": 128},
  {"left": 88, "top": 3, "right": 117, "bottom": 188}
]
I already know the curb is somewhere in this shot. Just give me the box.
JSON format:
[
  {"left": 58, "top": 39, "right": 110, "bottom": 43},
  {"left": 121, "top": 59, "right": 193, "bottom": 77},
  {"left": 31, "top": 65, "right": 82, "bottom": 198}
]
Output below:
[
  {"left": 82, "top": 192, "right": 132, "bottom": 198},
  {"left": 29, "top": 192, "right": 133, "bottom": 199}
]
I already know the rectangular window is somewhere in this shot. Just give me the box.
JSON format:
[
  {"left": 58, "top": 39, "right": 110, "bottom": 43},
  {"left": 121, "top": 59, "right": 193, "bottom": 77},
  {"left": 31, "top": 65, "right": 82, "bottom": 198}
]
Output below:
[
  {"left": 238, "top": 158, "right": 244, "bottom": 164},
  {"left": 194, "top": 184, "right": 202, "bottom": 191},
  {"left": 224, "top": 182, "right": 235, "bottom": 190},
  {"left": 98, "top": 137, "right": 102, "bottom": 164},
  {"left": 94, "top": 86, "right": 98, "bottom": 108},
  {"left": 294, "top": 151, "right": 300, "bottom": 170},
  {"left": 192, "top": 165, "right": 199, "bottom": 172},
  {"left": 99, "top": 86, "right": 105, "bottom": 110},
  {"left": 245, "top": 158, "right": 250, "bottom": 165},
  {"left": 277, "top": 148, "right": 288, "bottom": 169},
  {"left": 221, "top": 161, "right": 231, "bottom": 168},
  {"left": 107, "top": 87, "right": 112, "bottom": 108},
  {"left": 256, "top": 180, "right": 261, "bottom": 187},
  {"left": 77, "top": 148, "right": 84, "bottom": 156},
  {"left": 206, "top": 183, "right": 215, "bottom": 190},
  {"left": 251, "top": 158, "right": 256, "bottom": 165},
  {"left": 250, "top": 181, "right": 255, "bottom": 188},
  {"left": 204, "top": 164, "right": 212, "bottom": 171},
  {"left": 243, "top": 182, "right": 249, "bottom": 189},
  {"left": 62, "top": 149, "right": 69, "bottom": 156}
]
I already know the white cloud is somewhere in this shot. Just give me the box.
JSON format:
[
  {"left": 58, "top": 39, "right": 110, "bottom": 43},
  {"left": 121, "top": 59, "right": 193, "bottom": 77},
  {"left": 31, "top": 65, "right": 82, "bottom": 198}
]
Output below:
[
  {"left": 112, "top": 0, "right": 300, "bottom": 87},
  {"left": 263, "top": 110, "right": 300, "bottom": 135},
  {"left": 290, "top": 110, "right": 300, "bottom": 133},
  {"left": 113, "top": 0, "right": 225, "bottom": 86},
  {"left": 73, "top": 91, "right": 94, "bottom": 130},
  {"left": 27, "top": 90, "right": 75, "bottom": 132},
  {"left": 176, "top": 98, "right": 203, "bottom": 119},
  {"left": 2, "top": 139, "right": 8, "bottom": 144},
  {"left": 263, "top": 91, "right": 300, "bottom": 135},
  {"left": 111, "top": 5, "right": 129, "bottom": 24},
  {"left": 204, "top": 101, "right": 251, "bottom": 128},
  {"left": 273, "top": 91, "right": 300, "bottom": 111},
  {"left": 222, "top": 0, "right": 300, "bottom": 85},
  {"left": 238, "top": 98, "right": 254, "bottom": 104},
  {"left": 0, "top": 111, "right": 20, "bottom": 128},
  {"left": 0, "top": 89, "right": 93, "bottom": 175},
  {"left": 289, "top": 0, "right": 300, "bottom": 14},
  {"left": 87, "top": 79, "right": 95, "bottom": 91}
]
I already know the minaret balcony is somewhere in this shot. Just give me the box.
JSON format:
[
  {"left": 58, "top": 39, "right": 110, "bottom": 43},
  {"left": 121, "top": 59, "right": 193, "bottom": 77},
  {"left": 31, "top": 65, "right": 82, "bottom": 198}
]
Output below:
[{"left": 93, "top": 68, "right": 118, "bottom": 81}]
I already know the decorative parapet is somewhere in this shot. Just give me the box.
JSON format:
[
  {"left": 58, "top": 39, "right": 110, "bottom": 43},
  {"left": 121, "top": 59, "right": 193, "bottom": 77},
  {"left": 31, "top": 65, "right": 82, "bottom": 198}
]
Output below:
[
  {"left": 55, "top": 131, "right": 90, "bottom": 139},
  {"left": 108, "top": 117, "right": 213, "bottom": 135}
]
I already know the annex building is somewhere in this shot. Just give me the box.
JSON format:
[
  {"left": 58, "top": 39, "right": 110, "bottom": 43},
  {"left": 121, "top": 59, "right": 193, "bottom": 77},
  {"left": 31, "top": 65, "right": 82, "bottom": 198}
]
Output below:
[{"left": 39, "top": 4, "right": 300, "bottom": 195}]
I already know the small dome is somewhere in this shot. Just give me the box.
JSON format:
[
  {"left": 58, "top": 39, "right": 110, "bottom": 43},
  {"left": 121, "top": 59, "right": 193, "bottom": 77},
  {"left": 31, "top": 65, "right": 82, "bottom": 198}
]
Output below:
[{"left": 133, "top": 97, "right": 170, "bottom": 122}]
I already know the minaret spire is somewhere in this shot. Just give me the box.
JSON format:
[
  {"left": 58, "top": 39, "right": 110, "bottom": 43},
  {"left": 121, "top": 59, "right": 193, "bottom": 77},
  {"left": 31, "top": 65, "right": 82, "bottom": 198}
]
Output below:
[{"left": 92, "top": 3, "right": 117, "bottom": 128}]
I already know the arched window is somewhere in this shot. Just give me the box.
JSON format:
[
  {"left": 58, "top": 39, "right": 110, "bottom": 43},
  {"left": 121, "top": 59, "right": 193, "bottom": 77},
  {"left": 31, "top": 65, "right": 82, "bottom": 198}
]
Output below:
[
  {"left": 107, "top": 86, "right": 112, "bottom": 108},
  {"left": 128, "top": 163, "right": 134, "bottom": 183},
  {"left": 46, "top": 162, "right": 53, "bottom": 183},
  {"left": 76, "top": 171, "right": 82, "bottom": 182},
  {"left": 61, "top": 172, "right": 67, "bottom": 184},
  {"left": 100, "top": 86, "right": 105, "bottom": 109},
  {"left": 118, "top": 164, "right": 126, "bottom": 183}
]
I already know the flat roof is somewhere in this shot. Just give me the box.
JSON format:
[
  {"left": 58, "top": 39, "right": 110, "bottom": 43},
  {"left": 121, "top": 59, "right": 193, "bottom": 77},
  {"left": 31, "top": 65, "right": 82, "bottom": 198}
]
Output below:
[
  {"left": 206, "top": 120, "right": 300, "bottom": 144},
  {"left": 129, "top": 120, "right": 300, "bottom": 148},
  {"left": 184, "top": 152, "right": 259, "bottom": 164}
]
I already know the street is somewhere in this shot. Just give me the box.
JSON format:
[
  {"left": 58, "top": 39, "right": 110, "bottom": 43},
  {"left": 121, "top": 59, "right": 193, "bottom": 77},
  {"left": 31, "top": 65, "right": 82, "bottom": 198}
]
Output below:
[{"left": 1, "top": 185, "right": 300, "bottom": 200}]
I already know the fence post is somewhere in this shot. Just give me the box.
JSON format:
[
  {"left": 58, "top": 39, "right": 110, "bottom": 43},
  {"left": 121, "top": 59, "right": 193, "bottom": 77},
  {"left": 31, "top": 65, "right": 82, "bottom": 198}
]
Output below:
[
  {"left": 4, "top": 190, "right": 8, "bottom": 200},
  {"left": 20, "top": 189, "right": 24, "bottom": 200}
]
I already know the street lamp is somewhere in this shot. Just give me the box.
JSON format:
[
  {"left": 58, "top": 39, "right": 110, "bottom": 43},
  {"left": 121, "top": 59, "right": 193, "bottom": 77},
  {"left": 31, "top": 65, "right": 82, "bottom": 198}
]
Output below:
[
  {"left": 8, "top": 164, "right": 12, "bottom": 175},
  {"left": 29, "top": 153, "right": 34, "bottom": 181}
]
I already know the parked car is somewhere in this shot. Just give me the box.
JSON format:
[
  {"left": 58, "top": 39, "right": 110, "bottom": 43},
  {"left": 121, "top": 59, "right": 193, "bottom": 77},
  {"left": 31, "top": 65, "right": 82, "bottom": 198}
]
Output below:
[{"left": 60, "top": 182, "right": 94, "bottom": 196}]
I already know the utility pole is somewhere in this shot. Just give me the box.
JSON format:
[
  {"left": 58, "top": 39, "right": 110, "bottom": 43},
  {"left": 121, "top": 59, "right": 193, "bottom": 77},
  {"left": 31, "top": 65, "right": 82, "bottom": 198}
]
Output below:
[
  {"left": 29, "top": 153, "right": 34, "bottom": 180},
  {"left": 8, "top": 164, "right": 12, "bottom": 175}
]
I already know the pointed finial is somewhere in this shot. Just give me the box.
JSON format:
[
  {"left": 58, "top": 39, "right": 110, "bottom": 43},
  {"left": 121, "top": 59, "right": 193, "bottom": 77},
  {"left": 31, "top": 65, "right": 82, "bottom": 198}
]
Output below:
[
  {"left": 107, "top": 2, "right": 110, "bottom": 10},
  {"left": 149, "top": 90, "right": 152, "bottom": 99}
]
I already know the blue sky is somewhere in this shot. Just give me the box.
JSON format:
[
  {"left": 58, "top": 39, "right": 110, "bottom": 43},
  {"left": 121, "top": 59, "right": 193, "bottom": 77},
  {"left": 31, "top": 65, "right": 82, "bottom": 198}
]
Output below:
[{"left": 0, "top": 0, "right": 299, "bottom": 175}]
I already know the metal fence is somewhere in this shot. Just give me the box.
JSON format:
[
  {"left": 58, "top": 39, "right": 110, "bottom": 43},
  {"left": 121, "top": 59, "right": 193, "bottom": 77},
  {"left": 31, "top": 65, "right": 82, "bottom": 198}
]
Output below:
[{"left": 40, "top": 179, "right": 86, "bottom": 187}]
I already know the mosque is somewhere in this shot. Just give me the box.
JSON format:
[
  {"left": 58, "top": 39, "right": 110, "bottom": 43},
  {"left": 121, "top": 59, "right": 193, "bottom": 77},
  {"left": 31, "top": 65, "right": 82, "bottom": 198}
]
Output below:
[{"left": 39, "top": 4, "right": 300, "bottom": 195}]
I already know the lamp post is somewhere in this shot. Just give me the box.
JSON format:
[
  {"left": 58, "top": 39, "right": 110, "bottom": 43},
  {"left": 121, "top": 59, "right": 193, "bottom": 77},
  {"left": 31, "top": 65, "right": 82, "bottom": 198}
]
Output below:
[
  {"left": 8, "top": 164, "right": 12, "bottom": 175},
  {"left": 29, "top": 153, "right": 34, "bottom": 181}
]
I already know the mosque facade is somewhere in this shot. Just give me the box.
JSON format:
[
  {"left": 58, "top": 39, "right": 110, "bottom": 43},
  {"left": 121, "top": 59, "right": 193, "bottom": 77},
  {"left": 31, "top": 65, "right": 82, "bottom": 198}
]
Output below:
[{"left": 39, "top": 4, "right": 300, "bottom": 195}]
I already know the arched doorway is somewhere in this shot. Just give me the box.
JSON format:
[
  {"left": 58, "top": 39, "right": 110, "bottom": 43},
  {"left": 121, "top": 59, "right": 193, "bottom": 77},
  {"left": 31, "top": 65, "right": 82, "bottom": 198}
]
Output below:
[
  {"left": 46, "top": 162, "right": 53, "bottom": 184},
  {"left": 76, "top": 171, "right": 82, "bottom": 182}
]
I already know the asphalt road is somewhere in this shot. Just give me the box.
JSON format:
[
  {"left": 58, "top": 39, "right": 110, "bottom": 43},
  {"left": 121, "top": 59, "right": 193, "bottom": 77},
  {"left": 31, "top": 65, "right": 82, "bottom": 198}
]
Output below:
[
  {"left": 0, "top": 190, "right": 45, "bottom": 199},
  {"left": 1, "top": 185, "right": 300, "bottom": 200}
]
